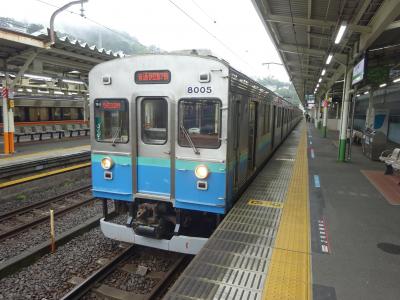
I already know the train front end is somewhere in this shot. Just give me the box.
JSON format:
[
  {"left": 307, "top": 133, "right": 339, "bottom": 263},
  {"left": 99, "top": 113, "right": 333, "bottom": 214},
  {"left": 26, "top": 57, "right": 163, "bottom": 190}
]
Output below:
[{"left": 89, "top": 54, "right": 229, "bottom": 254}]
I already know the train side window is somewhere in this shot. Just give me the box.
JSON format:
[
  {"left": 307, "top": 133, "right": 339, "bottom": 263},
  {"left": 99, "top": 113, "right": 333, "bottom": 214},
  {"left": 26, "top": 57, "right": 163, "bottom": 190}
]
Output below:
[
  {"left": 141, "top": 98, "right": 168, "bottom": 145},
  {"left": 178, "top": 98, "right": 221, "bottom": 149},
  {"left": 94, "top": 99, "right": 129, "bottom": 144}
]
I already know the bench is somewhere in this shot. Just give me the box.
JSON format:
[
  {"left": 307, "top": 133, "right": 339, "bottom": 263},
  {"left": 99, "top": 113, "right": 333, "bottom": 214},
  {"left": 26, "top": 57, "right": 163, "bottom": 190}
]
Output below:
[
  {"left": 379, "top": 148, "right": 400, "bottom": 175},
  {"left": 44, "top": 125, "right": 60, "bottom": 139},
  {"left": 65, "top": 124, "right": 81, "bottom": 137},
  {"left": 72, "top": 124, "right": 90, "bottom": 136},
  {"left": 14, "top": 127, "right": 34, "bottom": 142}
]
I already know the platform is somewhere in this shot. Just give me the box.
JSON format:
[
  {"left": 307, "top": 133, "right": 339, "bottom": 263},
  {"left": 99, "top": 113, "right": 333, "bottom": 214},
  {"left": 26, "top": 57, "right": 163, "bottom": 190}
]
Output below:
[
  {"left": 309, "top": 124, "right": 400, "bottom": 300},
  {"left": 166, "top": 121, "right": 400, "bottom": 300},
  {"left": 0, "top": 137, "right": 90, "bottom": 168},
  {"left": 166, "top": 123, "right": 311, "bottom": 299}
]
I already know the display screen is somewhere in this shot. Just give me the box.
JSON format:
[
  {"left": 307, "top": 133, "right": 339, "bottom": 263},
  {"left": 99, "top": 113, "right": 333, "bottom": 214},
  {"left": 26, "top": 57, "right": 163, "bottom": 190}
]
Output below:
[
  {"left": 352, "top": 58, "right": 365, "bottom": 85},
  {"left": 135, "top": 70, "right": 171, "bottom": 84},
  {"left": 95, "top": 99, "right": 126, "bottom": 111}
]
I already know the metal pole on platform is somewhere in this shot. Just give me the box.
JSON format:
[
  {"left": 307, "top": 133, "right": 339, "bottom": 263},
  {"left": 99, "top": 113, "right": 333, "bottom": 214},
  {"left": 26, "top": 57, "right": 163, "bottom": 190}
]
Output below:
[
  {"left": 2, "top": 79, "right": 9, "bottom": 155},
  {"left": 7, "top": 86, "right": 15, "bottom": 154},
  {"left": 323, "top": 90, "right": 329, "bottom": 138},
  {"left": 314, "top": 96, "right": 320, "bottom": 128},
  {"left": 338, "top": 64, "right": 353, "bottom": 162}
]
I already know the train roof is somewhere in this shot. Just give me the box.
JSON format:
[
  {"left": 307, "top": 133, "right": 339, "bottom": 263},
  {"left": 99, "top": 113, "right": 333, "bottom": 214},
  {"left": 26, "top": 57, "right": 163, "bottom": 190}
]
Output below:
[{"left": 92, "top": 53, "right": 298, "bottom": 109}]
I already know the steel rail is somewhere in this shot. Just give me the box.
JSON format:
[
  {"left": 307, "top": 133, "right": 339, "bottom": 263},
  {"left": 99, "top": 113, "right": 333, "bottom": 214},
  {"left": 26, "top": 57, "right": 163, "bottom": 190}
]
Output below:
[
  {"left": 0, "top": 196, "right": 96, "bottom": 242},
  {"left": 60, "top": 245, "right": 135, "bottom": 300},
  {"left": 0, "top": 185, "right": 91, "bottom": 220}
]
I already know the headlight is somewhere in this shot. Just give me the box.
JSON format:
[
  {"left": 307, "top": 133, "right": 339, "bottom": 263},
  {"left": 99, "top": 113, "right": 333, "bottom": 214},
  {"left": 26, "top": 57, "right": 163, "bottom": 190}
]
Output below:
[
  {"left": 101, "top": 157, "right": 114, "bottom": 170},
  {"left": 195, "top": 165, "right": 209, "bottom": 179}
]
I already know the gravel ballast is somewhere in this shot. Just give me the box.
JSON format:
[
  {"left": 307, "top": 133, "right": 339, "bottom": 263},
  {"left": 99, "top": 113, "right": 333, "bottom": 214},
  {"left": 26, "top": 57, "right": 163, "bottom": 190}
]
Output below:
[
  {"left": 0, "top": 200, "right": 113, "bottom": 264},
  {"left": 0, "top": 227, "right": 122, "bottom": 300}
]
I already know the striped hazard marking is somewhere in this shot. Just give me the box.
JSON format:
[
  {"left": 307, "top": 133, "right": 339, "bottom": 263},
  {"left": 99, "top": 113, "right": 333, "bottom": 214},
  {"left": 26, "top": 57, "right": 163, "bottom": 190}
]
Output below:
[{"left": 248, "top": 199, "right": 283, "bottom": 209}]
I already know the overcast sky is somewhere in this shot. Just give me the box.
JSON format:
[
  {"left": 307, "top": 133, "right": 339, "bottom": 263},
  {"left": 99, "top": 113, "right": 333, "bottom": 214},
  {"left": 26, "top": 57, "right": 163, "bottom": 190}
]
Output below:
[{"left": 4, "top": 0, "right": 290, "bottom": 82}]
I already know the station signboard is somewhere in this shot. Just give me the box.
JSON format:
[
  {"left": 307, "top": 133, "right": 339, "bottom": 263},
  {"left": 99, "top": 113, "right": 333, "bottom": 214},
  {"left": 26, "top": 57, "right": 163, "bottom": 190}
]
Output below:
[{"left": 352, "top": 57, "right": 365, "bottom": 85}]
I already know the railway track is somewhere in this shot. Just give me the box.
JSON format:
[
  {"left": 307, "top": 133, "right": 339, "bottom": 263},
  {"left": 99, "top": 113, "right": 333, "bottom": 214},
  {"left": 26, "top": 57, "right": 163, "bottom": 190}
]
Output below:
[
  {"left": 61, "top": 245, "right": 189, "bottom": 300},
  {"left": 0, "top": 186, "right": 93, "bottom": 242}
]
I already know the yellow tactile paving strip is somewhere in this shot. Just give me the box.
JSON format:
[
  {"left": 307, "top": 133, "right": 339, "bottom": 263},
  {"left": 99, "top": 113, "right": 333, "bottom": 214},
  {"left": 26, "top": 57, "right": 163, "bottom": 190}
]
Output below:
[
  {"left": 262, "top": 126, "right": 311, "bottom": 299},
  {"left": 0, "top": 162, "right": 91, "bottom": 189}
]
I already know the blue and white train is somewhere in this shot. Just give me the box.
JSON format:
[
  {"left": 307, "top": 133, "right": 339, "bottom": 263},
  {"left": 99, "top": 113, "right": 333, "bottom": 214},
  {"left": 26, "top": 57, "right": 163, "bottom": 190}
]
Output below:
[{"left": 89, "top": 53, "right": 302, "bottom": 254}]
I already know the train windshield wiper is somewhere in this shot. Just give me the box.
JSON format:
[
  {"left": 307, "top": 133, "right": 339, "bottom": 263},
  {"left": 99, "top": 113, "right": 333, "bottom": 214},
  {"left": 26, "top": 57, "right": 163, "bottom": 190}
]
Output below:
[
  {"left": 180, "top": 123, "right": 200, "bottom": 155},
  {"left": 111, "top": 125, "right": 122, "bottom": 146}
]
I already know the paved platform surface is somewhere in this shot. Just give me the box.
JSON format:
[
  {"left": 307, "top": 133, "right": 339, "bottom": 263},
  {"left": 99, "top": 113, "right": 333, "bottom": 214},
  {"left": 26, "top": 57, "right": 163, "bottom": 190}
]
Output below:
[
  {"left": 309, "top": 124, "right": 400, "bottom": 300},
  {"left": 0, "top": 137, "right": 90, "bottom": 167},
  {"left": 166, "top": 122, "right": 311, "bottom": 299}
]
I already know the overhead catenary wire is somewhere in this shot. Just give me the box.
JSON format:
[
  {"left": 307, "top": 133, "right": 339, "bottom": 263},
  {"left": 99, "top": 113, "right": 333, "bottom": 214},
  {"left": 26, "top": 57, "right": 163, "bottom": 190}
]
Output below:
[
  {"left": 167, "top": 0, "right": 259, "bottom": 73},
  {"left": 34, "top": 0, "right": 258, "bottom": 74},
  {"left": 33, "top": 0, "right": 134, "bottom": 44},
  {"left": 190, "top": 0, "right": 216, "bottom": 24}
]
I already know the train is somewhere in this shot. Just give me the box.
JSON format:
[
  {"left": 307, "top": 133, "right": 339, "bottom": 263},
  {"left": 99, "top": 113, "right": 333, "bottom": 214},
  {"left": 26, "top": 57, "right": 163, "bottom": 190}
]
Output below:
[{"left": 89, "top": 53, "right": 302, "bottom": 254}]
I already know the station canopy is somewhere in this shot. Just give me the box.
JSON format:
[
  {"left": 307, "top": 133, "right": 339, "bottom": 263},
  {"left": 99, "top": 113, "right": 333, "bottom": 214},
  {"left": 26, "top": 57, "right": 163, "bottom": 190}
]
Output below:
[
  {"left": 252, "top": 0, "right": 400, "bottom": 103},
  {"left": 0, "top": 27, "right": 123, "bottom": 82}
]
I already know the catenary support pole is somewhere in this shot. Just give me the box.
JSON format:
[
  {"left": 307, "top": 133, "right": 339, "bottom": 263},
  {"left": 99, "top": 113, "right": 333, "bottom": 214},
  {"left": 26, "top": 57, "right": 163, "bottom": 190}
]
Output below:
[{"left": 338, "top": 66, "right": 353, "bottom": 162}]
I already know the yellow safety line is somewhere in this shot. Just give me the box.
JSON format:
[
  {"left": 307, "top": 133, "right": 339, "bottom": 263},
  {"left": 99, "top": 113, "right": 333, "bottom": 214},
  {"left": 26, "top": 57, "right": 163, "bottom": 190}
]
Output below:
[
  {"left": 262, "top": 125, "right": 312, "bottom": 299},
  {"left": 0, "top": 162, "right": 91, "bottom": 189}
]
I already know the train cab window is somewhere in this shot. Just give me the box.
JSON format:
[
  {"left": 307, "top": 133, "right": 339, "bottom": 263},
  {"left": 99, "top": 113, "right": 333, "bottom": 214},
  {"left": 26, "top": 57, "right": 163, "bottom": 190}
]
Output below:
[
  {"left": 178, "top": 98, "right": 221, "bottom": 149},
  {"left": 94, "top": 99, "right": 129, "bottom": 144},
  {"left": 141, "top": 98, "right": 168, "bottom": 145}
]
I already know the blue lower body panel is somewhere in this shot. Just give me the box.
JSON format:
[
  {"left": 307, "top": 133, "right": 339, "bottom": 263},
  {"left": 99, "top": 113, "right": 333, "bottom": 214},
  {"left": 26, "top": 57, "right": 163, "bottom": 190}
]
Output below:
[
  {"left": 175, "top": 170, "right": 226, "bottom": 214},
  {"left": 92, "top": 159, "right": 133, "bottom": 201},
  {"left": 137, "top": 165, "right": 170, "bottom": 196}
]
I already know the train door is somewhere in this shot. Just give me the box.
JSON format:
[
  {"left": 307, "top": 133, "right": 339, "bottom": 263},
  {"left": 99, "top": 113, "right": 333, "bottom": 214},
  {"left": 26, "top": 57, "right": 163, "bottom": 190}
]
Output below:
[
  {"left": 136, "top": 97, "right": 171, "bottom": 198},
  {"left": 247, "top": 101, "right": 257, "bottom": 174},
  {"left": 233, "top": 100, "right": 241, "bottom": 191},
  {"left": 271, "top": 105, "right": 276, "bottom": 149}
]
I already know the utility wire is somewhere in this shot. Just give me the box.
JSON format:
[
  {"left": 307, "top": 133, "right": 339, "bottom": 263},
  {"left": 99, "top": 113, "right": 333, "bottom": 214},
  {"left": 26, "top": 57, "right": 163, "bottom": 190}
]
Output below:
[
  {"left": 190, "top": 0, "right": 216, "bottom": 24},
  {"left": 167, "top": 0, "right": 257, "bottom": 71},
  {"left": 34, "top": 0, "right": 260, "bottom": 76}
]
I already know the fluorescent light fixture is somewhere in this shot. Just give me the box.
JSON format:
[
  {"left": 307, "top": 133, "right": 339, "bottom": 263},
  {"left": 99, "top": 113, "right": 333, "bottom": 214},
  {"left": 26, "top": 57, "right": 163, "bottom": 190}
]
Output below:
[
  {"left": 356, "top": 94, "right": 360, "bottom": 97},
  {"left": 38, "top": 89, "right": 49, "bottom": 94},
  {"left": 68, "top": 92, "right": 78, "bottom": 95},
  {"left": 334, "top": 24, "right": 347, "bottom": 44},
  {"left": 318, "top": 78, "right": 322, "bottom": 83},
  {"left": 393, "top": 77, "right": 400, "bottom": 83},
  {"left": 321, "top": 69, "right": 326, "bottom": 76},
  {"left": 17, "top": 88, "right": 24, "bottom": 92},
  {"left": 379, "top": 83, "right": 387, "bottom": 88},
  {"left": 26, "top": 88, "right": 32, "bottom": 92},
  {"left": 364, "top": 91, "right": 369, "bottom": 95},
  {"left": 24, "top": 73, "right": 52, "bottom": 81},
  {"left": 62, "top": 79, "right": 85, "bottom": 85},
  {"left": 54, "top": 91, "right": 65, "bottom": 95},
  {"left": 326, "top": 54, "right": 333, "bottom": 65}
]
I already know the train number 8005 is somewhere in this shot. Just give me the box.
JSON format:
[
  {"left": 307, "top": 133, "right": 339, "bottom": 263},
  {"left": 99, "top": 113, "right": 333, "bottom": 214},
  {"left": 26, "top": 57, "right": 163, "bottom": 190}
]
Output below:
[{"left": 187, "top": 86, "right": 212, "bottom": 94}]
